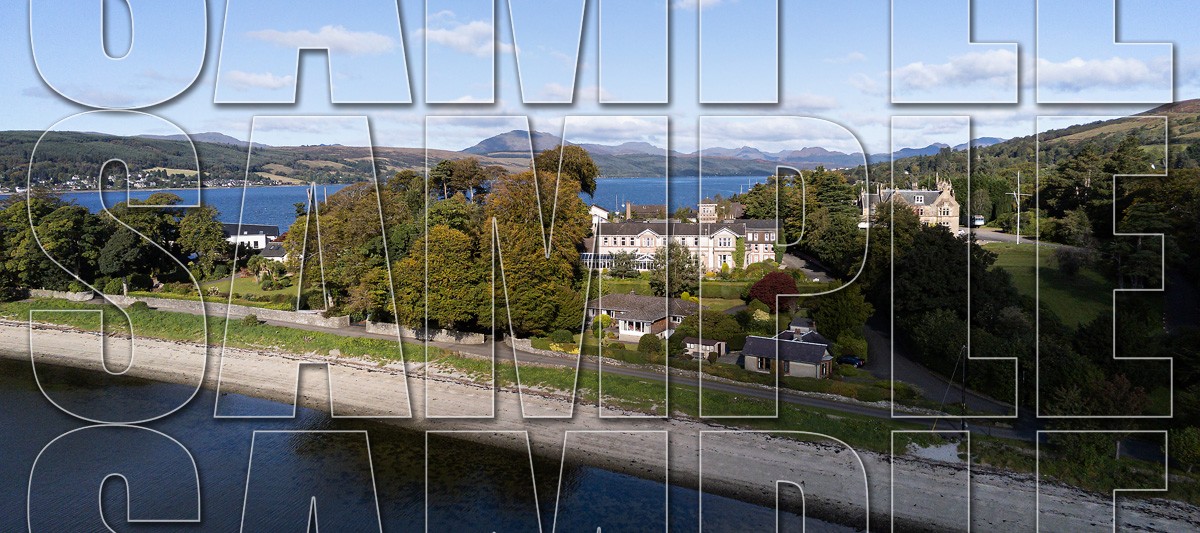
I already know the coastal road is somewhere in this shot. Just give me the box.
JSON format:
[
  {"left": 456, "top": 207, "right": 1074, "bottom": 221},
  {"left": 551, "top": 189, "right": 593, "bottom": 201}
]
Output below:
[{"left": 82, "top": 295, "right": 1039, "bottom": 440}]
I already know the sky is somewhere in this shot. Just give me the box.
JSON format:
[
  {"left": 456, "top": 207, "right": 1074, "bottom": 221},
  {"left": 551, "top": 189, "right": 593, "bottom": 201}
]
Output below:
[{"left": 3, "top": 0, "right": 1199, "bottom": 156}]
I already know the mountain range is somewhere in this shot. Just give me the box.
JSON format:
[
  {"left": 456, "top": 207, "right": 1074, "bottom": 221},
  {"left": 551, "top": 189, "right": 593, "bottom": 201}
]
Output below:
[
  {"left": 9, "top": 97, "right": 1200, "bottom": 188},
  {"left": 458, "top": 129, "right": 1006, "bottom": 176}
]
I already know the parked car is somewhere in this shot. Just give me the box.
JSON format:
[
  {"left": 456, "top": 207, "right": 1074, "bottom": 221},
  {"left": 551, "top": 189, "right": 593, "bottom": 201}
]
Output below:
[{"left": 837, "top": 356, "right": 864, "bottom": 367}]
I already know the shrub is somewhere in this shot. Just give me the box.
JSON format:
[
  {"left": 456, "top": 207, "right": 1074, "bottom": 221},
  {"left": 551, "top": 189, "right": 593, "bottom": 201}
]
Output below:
[
  {"left": 549, "top": 329, "right": 575, "bottom": 344},
  {"left": 211, "top": 264, "right": 231, "bottom": 279},
  {"left": 242, "top": 314, "right": 259, "bottom": 327},
  {"left": 746, "top": 299, "right": 769, "bottom": 314},
  {"left": 1054, "top": 246, "right": 1094, "bottom": 277},
  {"left": 260, "top": 279, "right": 276, "bottom": 291},
  {"left": 127, "top": 273, "right": 153, "bottom": 292},
  {"left": 102, "top": 278, "right": 124, "bottom": 295},
  {"left": 637, "top": 334, "right": 664, "bottom": 356},
  {"left": 127, "top": 301, "right": 150, "bottom": 313},
  {"left": 836, "top": 334, "right": 869, "bottom": 360}
]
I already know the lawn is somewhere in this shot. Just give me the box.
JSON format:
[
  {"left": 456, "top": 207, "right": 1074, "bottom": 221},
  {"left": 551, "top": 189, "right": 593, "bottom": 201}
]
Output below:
[{"left": 986, "top": 242, "right": 1111, "bottom": 327}]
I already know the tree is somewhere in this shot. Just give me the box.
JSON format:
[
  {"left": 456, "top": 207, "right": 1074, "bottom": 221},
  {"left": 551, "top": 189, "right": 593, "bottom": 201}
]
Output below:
[
  {"left": 392, "top": 225, "right": 484, "bottom": 329},
  {"left": 649, "top": 242, "right": 699, "bottom": 297},
  {"left": 673, "top": 311, "right": 746, "bottom": 350},
  {"left": 1175, "top": 427, "right": 1200, "bottom": 473},
  {"left": 812, "top": 282, "right": 873, "bottom": 343},
  {"left": 608, "top": 250, "right": 640, "bottom": 279},
  {"left": 177, "top": 205, "right": 231, "bottom": 279},
  {"left": 747, "top": 271, "right": 797, "bottom": 313},
  {"left": 487, "top": 169, "right": 591, "bottom": 336},
  {"left": 638, "top": 333, "right": 664, "bottom": 357},
  {"left": 535, "top": 145, "right": 599, "bottom": 196}
]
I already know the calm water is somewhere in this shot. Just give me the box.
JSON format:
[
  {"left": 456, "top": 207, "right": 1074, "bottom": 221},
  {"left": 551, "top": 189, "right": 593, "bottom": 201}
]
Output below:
[
  {"left": 28, "top": 175, "right": 768, "bottom": 230},
  {"left": 0, "top": 358, "right": 855, "bottom": 531}
]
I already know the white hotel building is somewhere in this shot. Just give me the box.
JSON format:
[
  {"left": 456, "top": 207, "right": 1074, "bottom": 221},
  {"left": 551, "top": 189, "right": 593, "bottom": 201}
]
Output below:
[{"left": 582, "top": 219, "right": 779, "bottom": 272}]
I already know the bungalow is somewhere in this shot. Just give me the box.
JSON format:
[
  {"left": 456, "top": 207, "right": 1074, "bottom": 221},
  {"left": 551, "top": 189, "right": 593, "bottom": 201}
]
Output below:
[
  {"left": 585, "top": 292, "right": 699, "bottom": 342},
  {"left": 260, "top": 241, "right": 288, "bottom": 262},
  {"left": 741, "top": 329, "right": 833, "bottom": 379},
  {"left": 683, "top": 336, "right": 727, "bottom": 359},
  {"left": 222, "top": 223, "right": 280, "bottom": 251}
]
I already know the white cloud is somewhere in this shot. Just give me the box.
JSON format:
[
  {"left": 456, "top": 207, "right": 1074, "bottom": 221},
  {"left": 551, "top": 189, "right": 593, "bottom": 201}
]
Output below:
[
  {"left": 1037, "top": 56, "right": 1170, "bottom": 92},
  {"left": 223, "top": 71, "right": 295, "bottom": 90},
  {"left": 824, "top": 51, "right": 867, "bottom": 64},
  {"left": 420, "top": 20, "right": 514, "bottom": 58},
  {"left": 893, "top": 49, "right": 1017, "bottom": 90},
  {"left": 848, "top": 73, "right": 884, "bottom": 96},
  {"left": 246, "top": 25, "right": 396, "bottom": 55}
]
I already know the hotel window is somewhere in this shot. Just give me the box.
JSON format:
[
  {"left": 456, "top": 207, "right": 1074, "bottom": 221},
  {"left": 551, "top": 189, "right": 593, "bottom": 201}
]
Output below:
[{"left": 914, "top": 195, "right": 925, "bottom": 204}]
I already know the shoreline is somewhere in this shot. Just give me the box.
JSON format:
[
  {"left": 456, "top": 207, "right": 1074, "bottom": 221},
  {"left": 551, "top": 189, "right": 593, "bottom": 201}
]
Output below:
[{"left": 2, "top": 319, "right": 1197, "bottom": 532}]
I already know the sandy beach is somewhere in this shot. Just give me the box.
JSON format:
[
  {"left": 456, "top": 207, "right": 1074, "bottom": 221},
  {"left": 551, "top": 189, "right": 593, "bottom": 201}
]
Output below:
[{"left": 2, "top": 319, "right": 1196, "bottom": 532}]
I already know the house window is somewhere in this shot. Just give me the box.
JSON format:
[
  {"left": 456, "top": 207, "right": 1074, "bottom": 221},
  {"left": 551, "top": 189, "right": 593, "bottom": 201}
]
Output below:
[
  {"left": 603, "top": 237, "right": 610, "bottom": 245},
  {"left": 940, "top": 206, "right": 952, "bottom": 217},
  {"left": 755, "top": 357, "right": 768, "bottom": 370},
  {"left": 914, "top": 195, "right": 925, "bottom": 204},
  {"left": 918, "top": 208, "right": 926, "bottom": 216},
  {"left": 643, "top": 238, "right": 652, "bottom": 246},
  {"left": 780, "top": 361, "right": 790, "bottom": 374}
]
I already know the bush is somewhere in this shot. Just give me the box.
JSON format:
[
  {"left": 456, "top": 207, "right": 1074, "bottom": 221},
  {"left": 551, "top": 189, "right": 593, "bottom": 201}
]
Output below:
[
  {"left": 746, "top": 299, "right": 769, "bottom": 314},
  {"left": 211, "top": 264, "right": 230, "bottom": 279},
  {"left": 127, "top": 273, "right": 153, "bottom": 292},
  {"left": 835, "top": 334, "right": 869, "bottom": 360},
  {"left": 260, "top": 279, "right": 276, "bottom": 291},
  {"left": 1054, "top": 246, "right": 1094, "bottom": 277},
  {"left": 127, "top": 301, "right": 150, "bottom": 313},
  {"left": 549, "top": 329, "right": 575, "bottom": 343},
  {"left": 102, "top": 278, "right": 124, "bottom": 295},
  {"left": 242, "top": 314, "right": 259, "bottom": 327},
  {"left": 637, "top": 334, "right": 664, "bottom": 356}
]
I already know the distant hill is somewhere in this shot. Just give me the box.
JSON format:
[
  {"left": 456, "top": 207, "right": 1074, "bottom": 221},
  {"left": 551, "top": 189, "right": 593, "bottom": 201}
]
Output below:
[
  {"left": 138, "top": 131, "right": 254, "bottom": 148},
  {"left": 460, "top": 130, "right": 1010, "bottom": 176}
]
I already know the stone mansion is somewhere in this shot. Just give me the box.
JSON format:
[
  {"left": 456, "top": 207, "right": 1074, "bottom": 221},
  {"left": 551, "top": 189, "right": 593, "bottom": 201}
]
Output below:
[{"left": 859, "top": 177, "right": 961, "bottom": 232}]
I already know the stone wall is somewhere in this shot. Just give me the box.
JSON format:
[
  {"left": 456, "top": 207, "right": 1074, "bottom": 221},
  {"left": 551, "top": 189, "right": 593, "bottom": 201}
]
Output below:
[
  {"left": 95, "top": 295, "right": 351, "bottom": 329},
  {"left": 364, "top": 321, "right": 486, "bottom": 345},
  {"left": 28, "top": 289, "right": 94, "bottom": 302}
]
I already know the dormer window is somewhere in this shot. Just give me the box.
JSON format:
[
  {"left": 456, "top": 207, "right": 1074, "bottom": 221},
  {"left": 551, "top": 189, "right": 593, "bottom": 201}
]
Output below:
[{"left": 913, "top": 195, "right": 925, "bottom": 205}]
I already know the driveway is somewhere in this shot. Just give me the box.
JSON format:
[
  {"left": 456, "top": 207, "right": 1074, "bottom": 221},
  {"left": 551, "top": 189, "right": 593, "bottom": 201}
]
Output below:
[
  {"left": 780, "top": 253, "right": 831, "bottom": 281},
  {"left": 862, "top": 323, "right": 1017, "bottom": 416}
]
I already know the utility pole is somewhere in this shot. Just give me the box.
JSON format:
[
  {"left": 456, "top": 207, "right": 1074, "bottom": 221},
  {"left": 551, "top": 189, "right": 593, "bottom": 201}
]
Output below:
[
  {"left": 1006, "top": 171, "right": 1032, "bottom": 244},
  {"left": 959, "top": 344, "right": 969, "bottom": 429}
]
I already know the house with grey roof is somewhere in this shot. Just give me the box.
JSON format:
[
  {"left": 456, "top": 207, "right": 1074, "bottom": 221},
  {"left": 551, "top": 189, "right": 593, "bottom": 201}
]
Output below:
[
  {"left": 859, "top": 177, "right": 960, "bottom": 232},
  {"left": 741, "top": 328, "right": 833, "bottom": 379},
  {"left": 585, "top": 292, "right": 699, "bottom": 342}
]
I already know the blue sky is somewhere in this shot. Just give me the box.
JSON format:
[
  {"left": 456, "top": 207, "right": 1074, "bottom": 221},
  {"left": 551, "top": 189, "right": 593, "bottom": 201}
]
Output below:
[{"left": 3, "top": 0, "right": 1199, "bottom": 155}]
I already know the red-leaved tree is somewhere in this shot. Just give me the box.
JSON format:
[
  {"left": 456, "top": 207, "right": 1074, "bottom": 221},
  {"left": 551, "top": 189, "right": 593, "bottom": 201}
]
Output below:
[{"left": 748, "top": 272, "right": 798, "bottom": 313}]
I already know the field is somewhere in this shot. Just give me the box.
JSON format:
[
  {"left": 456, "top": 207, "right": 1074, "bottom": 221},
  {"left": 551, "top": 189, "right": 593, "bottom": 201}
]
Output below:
[{"left": 986, "top": 242, "right": 1112, "bottom": 327}]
